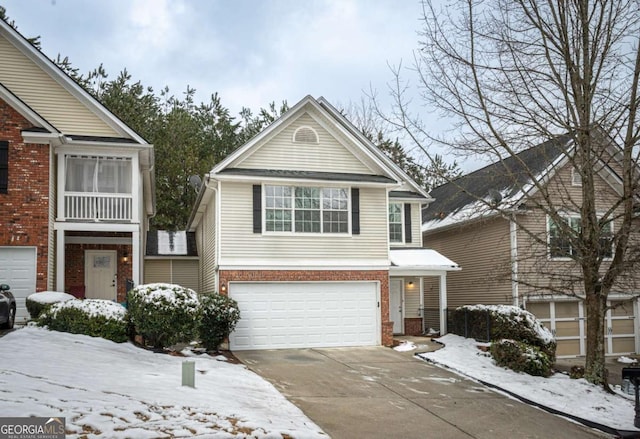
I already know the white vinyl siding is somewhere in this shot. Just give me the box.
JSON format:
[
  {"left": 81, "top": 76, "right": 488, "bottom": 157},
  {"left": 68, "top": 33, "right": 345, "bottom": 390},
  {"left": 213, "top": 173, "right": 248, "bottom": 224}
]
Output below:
[
  {"left": 237, "top": 114, "right": 373, "bottom": 174},
  {"left": 403, "top": 277, "right": 421, "bottom": 318},
  {"left": 0, "top": 37, "right": 120, "bottom": 137},
  {"left": 144, "top": 259, "right": 199, "bottom": 292},
  {"left": 220, "top": 182, "right": 388, "bottom": 263},
  {"left": 199, "top": 193, "right": 217, "bottom": 294}
]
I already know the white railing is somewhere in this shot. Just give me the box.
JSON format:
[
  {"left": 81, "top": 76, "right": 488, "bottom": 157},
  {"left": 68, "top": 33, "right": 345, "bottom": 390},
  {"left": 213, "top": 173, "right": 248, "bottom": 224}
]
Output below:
[{"left": 64, "top": 193, "right": 133, "bottom": 221}]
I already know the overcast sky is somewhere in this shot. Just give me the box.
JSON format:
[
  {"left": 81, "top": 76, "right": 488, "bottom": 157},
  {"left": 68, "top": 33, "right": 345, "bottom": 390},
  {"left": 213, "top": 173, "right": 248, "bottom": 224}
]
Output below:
[{"left": 3, "top": 0, "right": 426, "bottom": 115}]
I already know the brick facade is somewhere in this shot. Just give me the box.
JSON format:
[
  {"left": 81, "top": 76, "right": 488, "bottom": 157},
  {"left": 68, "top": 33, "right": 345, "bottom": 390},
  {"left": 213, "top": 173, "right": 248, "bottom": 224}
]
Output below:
[
  {"left": 218, "top": 269, "right": 393, "bottom": 346},
  {"left": 403, "top": 318, "right": 423, "bottom": 336},
  {"left": 0, "top": 98, "right": 50, "bottom": 291}
]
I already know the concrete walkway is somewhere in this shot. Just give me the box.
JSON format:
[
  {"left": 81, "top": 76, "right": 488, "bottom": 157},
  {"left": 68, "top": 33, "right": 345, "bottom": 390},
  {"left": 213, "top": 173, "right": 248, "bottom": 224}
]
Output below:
[{"left": 235, "top": 347, "right": 612, "bottom": 439}]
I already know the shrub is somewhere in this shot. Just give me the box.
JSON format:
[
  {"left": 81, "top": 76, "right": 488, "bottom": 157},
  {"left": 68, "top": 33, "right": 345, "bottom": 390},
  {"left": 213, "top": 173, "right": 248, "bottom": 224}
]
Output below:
[
  {"left": 490, "top": 339, "right": 553, "bottom": 377},
  {"left": 127, "top": 283, "right": 200, "bottom": 349},
  {"left": 38, "top": 299, "right": 128, "bottom": 342},
  {"left": 199, "top": 293, "right": 241, "bottom": 351},
  {"left": 450, "top": 304, "right": 556, "bottom": 361},
  {"left": 26, "top": 291, "right": 75, "bottom": 320}
]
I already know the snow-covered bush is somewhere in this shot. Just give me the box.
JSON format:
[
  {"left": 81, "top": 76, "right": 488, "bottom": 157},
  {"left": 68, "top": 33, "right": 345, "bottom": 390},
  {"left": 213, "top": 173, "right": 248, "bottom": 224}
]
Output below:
[
  {"left": 450, "top": 304, "right": 556, "bottom": 360},
  {"left": 26, "top": 291, "right": 75, "bottom": 319},
  {"left": 127, "top": 283, "right": 200, "bottom": 349},
  {"left": 490, "top": 339, "right": 553, "bottom": 377},
  {"left": 38, "top": 299, "right": 128, "bottom": 342},
  {"left": 198, "top": 293, "right": 240, "bottom": 351}
]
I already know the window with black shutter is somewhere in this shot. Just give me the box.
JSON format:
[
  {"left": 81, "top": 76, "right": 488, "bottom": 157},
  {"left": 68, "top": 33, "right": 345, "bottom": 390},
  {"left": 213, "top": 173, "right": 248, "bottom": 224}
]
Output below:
[{"left": 0, "top": 141, "right": 8, "bottom": 194}]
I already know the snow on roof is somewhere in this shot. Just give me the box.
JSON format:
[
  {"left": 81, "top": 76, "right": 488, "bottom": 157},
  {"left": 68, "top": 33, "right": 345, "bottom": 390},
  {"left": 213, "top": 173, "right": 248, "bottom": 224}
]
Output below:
[
  {"left": 389, "top": 249, "right": 460, "bottom": 271},
  {"left": 158, "top": 231, "right": 188, "bottom": 255}
]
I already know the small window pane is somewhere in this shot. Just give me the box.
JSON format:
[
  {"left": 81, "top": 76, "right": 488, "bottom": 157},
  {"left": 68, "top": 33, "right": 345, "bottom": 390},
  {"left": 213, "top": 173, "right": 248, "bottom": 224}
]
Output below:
[{"left": 389, "top": 203, "right": 403, "bottom": 243}]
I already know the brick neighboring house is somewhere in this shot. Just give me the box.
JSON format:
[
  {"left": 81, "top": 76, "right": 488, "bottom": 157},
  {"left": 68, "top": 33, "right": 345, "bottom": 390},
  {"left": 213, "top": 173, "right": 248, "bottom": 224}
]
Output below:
[
  {"left": 188, "top": 95, "right": 460, "bottom": 350},
  {"left": 0, "top": 19, "right": 155, "bottom": 322},
  {"left": 422, "top": 134, "right": 640, "bottom": 357}
]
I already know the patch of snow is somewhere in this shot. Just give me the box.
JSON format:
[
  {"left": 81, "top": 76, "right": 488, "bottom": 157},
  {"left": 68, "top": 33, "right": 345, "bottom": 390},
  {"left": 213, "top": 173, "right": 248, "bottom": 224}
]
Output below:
[
  {"left": 26, "top": 291, "right": 75, "bottom": 304},
  {"left": 0, "top": 327, "right": 326, "bottom": 438},
  {"left": 48, "top": 299, "right": 126, "bottom": 321},
  {"left": 393, "top": 341, "right": 417, "bottom": 352},
  {"left": 618, "top": 356, "right": 638, "bottom": 364},
  {"left": 420, "top": 334, "right": 639, "bottom": 432},
  {"left": 131, "top": 283, "right": 199, "bottom": 307},
  {"left": 461, "top": 304, "right": 555, "bottom": 344},
  {"left": 389, "top": 249, "right": 459, "bottom": 270}
]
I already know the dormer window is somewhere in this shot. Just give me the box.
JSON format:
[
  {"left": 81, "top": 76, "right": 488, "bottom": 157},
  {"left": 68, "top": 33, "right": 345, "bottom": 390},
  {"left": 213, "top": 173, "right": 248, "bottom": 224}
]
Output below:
[
  {"left": 293, "top": 126, "right": 319, "bottom": 144},
  {"left": 571, "top": 167, "right": 582, "bottom": 186}
]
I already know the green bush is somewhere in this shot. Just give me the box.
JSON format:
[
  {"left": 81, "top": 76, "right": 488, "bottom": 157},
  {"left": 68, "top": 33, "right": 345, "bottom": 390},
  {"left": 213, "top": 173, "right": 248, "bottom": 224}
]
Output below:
[
  {"left": 450, "top": 304, "right": 556, "bottom": 361},
  {"left": 199, "top": 293, "right": 241, "bottom": 351},
  {"left": 26, "top": 291, "right": 75, "bottom": 320},
  {"left": 38, "top": 299, "right": 128, "bottom": 342},
  {"left": 490, "top": 339, "right": 553, "bottom": 377},
  {"left": 127, "top": 283, "right": 200, "bottom": 349}
]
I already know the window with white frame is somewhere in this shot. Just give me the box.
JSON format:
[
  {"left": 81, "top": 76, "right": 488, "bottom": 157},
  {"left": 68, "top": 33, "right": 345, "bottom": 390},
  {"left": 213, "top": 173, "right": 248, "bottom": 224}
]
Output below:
[
  {"left": 65, "top": 155, "right": 132, "bottom": 194},
  {"left": 571, "top": 167, "right": 583, "bottom": 186},
  {"left": 548, "top": 214, "right": 613, "bottom": 259},
  {"left": 265, "top": 185, "right": 349, "bottom": 233},
  {"left": 389, "top": 203, "right": 403, "bottom": 243}
]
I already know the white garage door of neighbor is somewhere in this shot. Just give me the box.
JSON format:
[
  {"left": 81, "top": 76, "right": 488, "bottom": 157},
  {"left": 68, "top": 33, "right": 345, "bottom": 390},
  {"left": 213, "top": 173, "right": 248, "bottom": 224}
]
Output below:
[
  {"left": 230, "top": 282, "right": 379, "bottom": 350},
  {"left": 0, "top": 247, "right": 37, "bottom": 324}
]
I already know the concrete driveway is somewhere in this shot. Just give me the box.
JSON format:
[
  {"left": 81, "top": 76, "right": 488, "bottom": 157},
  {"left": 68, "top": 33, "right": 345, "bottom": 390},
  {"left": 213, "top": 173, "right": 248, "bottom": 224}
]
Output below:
[{"left": 235, "top": 347, "right": 611, "bottom": 439}]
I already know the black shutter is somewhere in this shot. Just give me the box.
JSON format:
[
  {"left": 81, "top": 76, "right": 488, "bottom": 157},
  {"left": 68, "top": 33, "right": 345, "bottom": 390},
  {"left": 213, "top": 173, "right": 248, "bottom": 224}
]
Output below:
[
  {"left": 252, "top": 185, "right": 262, "bottom": 233},
  {"left": 0, "top": 141, "right": 8, "bottom": 193},
  {"left": 404, "top": 203, "right": 412, "bottom": 243},
  {"left": 351, "top": 188, "right": 360, "bottom": 235}
]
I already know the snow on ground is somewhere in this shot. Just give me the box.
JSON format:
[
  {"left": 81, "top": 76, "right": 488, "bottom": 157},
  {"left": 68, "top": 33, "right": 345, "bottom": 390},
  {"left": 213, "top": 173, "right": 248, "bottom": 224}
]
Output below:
[
  {"left": 393, "top": 341, "right": 417, "bottom": 352},
  {"left": 419, "top": 334, "right": 640, "bottom": 432},
  {"left": 0, "top": 327, "right": 326, "bottom": 438}
]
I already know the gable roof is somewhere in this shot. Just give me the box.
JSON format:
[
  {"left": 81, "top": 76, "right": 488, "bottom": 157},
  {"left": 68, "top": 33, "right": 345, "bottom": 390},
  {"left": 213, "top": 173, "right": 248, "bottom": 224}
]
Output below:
[
  {"left": 422, "top": 134, "right": 574, "bottom": 231},
  {"left": 0, "top": 18, "right": 147, "bottom": 143},
  {"left": 210, "top": 95, "right": 431, "bottom": 199}
]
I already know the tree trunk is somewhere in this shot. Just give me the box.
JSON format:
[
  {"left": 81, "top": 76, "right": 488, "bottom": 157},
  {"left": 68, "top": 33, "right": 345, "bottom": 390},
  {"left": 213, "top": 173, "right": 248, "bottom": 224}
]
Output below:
[{"left": 584, "top": 291, "right": 608, "bottom": 386}]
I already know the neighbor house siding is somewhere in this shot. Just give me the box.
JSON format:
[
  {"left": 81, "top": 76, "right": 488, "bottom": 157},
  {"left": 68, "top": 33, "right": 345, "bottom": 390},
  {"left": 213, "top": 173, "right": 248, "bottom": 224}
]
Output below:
[
  {"left": 144, "top": 259, "right": 199, "bottom": 292},
  {"left": 144, "top": 260, "right": 172, "bottom": 284},
  {"left": 237, "top": 113, "right": 373, "bottom": 174},
  {"left": 424, "top": 216, "right": 512, "bottom": 307},
  {"left": 219, "top": 181, "right": 389, "bottom": 264},
  {"left": 0, "top": 37, "right": 119, "bottom": 137}
]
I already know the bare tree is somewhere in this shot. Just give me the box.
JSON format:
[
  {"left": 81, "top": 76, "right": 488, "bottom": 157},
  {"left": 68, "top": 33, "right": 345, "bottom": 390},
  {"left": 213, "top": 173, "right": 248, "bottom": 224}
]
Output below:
[{"left": 377, "top": 0, "right": 640, "bottom": 386}]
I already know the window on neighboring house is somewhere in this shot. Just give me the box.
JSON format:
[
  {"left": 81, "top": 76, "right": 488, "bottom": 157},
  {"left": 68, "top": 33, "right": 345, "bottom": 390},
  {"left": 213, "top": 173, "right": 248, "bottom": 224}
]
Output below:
[
  {"left": 65, "top": 155, "right": 132, "bottom": 193},
  {"left": 571, "top": 167, "right": 582, "bottom": 186},
  {"left": 265, "top": 185, "right": 349, "bottom": 233},
  {"left": 0, "top": 141, "right": 8, "bottom": 194},
  {"left": 548, "top": 214, "right": 613, "bottom": 259},
  {"left": 389, "top": 203, "right": 403, "bottom": 243}
]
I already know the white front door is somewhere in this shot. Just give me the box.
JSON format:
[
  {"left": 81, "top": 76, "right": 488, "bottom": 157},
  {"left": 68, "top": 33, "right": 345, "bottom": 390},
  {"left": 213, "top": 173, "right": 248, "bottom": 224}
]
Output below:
[
  {"left": 390, "top": 279, "right": 404, "bottom": 334},
  {"left": 85, "top": 250, "right": 117, "bottom": 300}
]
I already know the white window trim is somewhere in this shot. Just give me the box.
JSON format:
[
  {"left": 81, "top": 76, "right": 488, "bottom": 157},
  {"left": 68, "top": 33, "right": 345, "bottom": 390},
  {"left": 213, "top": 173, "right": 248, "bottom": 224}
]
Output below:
[
  {"left": 292, "top": 126, "right": 319, "bottom": 144},
  {"left": 546, "top": 213, "right": 614, "bottom": 261},
  {"left": 571, "top": 167, "right": 583, "bottom": 187},
  {"left": 262, "top": 184, "right": 352, "bottom": 236},
  {"left": 389, "top": 202, "right": 404, "bottom": 244}
]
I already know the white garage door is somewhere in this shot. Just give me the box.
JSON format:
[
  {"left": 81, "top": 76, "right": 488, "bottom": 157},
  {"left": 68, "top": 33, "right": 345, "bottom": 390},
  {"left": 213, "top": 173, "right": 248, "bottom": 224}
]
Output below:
[
  {"left": 0, "top": 247, "right": 37, "bottom": 324},
  {"left": 230, "top": 281, "right": 379, "bottom": 350}
]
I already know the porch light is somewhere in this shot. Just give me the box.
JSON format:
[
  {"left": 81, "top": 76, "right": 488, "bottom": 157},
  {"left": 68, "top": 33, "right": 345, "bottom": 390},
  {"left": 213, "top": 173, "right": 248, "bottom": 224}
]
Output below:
[
  {"left": 408, "top": 281, "right": 414, "bottom": 287},
  {"left": 122, "top": 251, "right": 129, "bottom": 263},
  {"left": 220, "top": 283, "right": 227, "bottom": 293}
]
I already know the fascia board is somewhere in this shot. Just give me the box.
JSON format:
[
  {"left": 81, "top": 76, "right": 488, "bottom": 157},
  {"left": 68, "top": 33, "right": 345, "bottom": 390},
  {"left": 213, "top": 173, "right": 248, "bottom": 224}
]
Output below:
[
  {"left": 213, "top": 173, "right": 400, "bottom": 188},
  {"left": 0, "top": 20, "right": 147, "bottom": 144}
]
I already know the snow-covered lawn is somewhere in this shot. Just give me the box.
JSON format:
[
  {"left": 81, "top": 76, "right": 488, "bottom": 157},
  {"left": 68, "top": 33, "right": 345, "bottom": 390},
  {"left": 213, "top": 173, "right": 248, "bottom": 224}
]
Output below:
[
  {"left": 0, "top": 327, "right": 326, "bottom": 438},
  {"left": 419, "top": 334, "right": 640, "bottom": 433}
]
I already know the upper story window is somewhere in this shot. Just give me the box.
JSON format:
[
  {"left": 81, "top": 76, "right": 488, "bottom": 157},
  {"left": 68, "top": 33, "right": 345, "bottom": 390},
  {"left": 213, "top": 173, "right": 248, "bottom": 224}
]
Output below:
[
  {"left": 389, "top": 203, "right": 403, "bottom": 243},
  {"left": 264, "top": 185, "right": 349, "bottom": 234},
  {"left": 293, "top": 126, "right": 319, "bottom": 144},
  {"left": 65, "top": 155, "right": 132, "bottom": 194},
  {"left": 0, "top": 141, "right": 8, "bottom": 194},
  {"left": 571, "top": 167, "right": 582, "bottom": 186},
  {"left": 548, "top": 214, "right": 613, "bottom": 259}
]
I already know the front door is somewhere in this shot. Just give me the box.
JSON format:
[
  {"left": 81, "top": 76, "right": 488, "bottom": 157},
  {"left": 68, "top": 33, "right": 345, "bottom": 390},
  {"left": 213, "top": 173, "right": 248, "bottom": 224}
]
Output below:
[
  {"left": 390, "top": 279, "right": 404, "bottom": 334},
  {"left": 85, "top": 250, "right": 117, "bottom": 300}
]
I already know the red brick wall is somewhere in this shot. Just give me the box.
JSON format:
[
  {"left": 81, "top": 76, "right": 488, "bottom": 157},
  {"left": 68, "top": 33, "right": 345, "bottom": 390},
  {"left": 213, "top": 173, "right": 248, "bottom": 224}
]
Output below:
[
  {"left": 404, "top": 318, "right": 423, "bottom": 336},
  {"left": 65, "top": 242, "right": 132, "bottom": 302},
  {"left": 0, "top": 98, "right": 49, "bottom": 291},
  {"left": 219, "top": 269, "right": 393, "bottom": 346}
]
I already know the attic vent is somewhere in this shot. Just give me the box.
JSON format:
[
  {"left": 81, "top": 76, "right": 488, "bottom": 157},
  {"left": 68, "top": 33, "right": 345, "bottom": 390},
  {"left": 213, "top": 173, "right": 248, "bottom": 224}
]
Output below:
[{"left": 293, "top": 126, "right": 319, "bottom": 144}]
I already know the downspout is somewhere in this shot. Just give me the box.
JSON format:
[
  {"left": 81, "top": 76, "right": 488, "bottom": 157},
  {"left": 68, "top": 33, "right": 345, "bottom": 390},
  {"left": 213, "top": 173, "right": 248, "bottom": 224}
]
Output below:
[{"left": 510, "top": 215, "right": 519, "bottom": 307}]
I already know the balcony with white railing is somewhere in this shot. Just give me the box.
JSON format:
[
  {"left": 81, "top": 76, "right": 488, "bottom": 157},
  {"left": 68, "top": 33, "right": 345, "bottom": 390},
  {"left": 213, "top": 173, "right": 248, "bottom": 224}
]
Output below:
[{"left": 64, "top": 192, "right": 134, "bottom": 222}]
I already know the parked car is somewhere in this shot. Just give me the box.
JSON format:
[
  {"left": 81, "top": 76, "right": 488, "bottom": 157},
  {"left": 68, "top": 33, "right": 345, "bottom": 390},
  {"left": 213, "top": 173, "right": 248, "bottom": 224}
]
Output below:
[{"left": 0, "top": 284, "right": 16, "bottom": 329}]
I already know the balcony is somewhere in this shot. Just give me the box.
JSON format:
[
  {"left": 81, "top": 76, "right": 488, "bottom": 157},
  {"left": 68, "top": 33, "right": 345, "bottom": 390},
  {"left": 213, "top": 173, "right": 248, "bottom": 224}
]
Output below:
[{"left": 64, "top": 192, "right": 133, "bottom": 222}]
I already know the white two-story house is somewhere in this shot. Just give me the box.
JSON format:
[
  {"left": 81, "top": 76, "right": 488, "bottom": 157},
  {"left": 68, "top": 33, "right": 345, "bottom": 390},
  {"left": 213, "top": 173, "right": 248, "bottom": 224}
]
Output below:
[
  {"left": 188, "top": 95, "right": 459, "bottom": 350},
  {"left": 0, "top": 19, "right": 155, "bottom": 321}
]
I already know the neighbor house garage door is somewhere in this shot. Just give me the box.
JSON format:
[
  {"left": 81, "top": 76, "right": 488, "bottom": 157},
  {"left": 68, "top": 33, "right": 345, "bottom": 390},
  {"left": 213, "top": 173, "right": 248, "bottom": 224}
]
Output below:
[
  {"left": 527, "top": 299, "right": 637, "bottom": 357},
  {"left": 0, "top": 247, "right": 37, "bottom": 324},
  {"left": 229, "top": 282, "right": 379, "bottom": 350}
]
